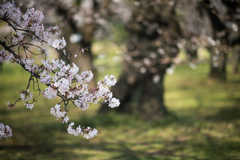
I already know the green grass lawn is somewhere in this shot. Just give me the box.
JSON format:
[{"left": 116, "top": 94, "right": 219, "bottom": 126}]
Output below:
[{"left": 0, "top": 60, "right": 240, "bottom": 160}]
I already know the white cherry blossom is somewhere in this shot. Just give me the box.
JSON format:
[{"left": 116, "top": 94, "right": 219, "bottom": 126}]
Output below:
[{"left": 0, "top": 1, "right": 120, "bottom": 139}]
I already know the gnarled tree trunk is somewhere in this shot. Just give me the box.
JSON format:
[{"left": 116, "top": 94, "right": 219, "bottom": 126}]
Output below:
[
  {"left": 99, "top": 1, "right": 180, "bottom": 118},
  {"left": 208, "top": 47, "right": 228, "bottom": 81}
]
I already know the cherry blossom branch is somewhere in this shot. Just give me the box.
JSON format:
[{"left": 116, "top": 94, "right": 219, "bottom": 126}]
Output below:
[{"left": 0, "top": 1, "right": 120, "bottom": 139}]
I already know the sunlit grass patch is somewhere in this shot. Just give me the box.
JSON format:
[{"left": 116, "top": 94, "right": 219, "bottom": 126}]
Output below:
[{"left": 92, "top": 40, "right": 123, "bottom": 80}]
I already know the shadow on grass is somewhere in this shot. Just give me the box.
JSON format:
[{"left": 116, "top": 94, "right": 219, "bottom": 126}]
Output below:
[
  {"left": 56, "top": 140, "right": 207, "bottom": 160},
  {"left": 205, "top": 104, "right": 240, "bottom": 122},
  {"left": 1, "top": 110, "right": 240, "bottom": 160},
  {"left": 77, "top": 110, "right": 184, "bottom": 129},
  {"left": 1, "top": 98, "right": 240, "bottom": 160},
  {"left": 76, "top": 111, "right": 143, "bottom": 128},
  {"left": 0, "top": 121, "right": 78, "bottom": 160},
  {"left": 1, "top": 135, "right": 238, "bottom": 160}
]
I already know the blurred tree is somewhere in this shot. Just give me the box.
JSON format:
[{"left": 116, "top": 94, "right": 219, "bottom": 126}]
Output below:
[
  {"left": 177, "top": 0, "right": 240, "bottom": 80},
  {"left": 99, "top": 0, "right": 181, "bottom": 118},
  {"left": 99, "top": 0, "right": 240, "bottom": 117},
  {"left": 222, "top": 0, "right": 240, "bottom": 75},
  {"left": 230, "top": 46, "right": 240, "bottom": 74}
]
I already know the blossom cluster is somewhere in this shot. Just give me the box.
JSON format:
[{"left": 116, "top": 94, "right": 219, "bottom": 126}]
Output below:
[
  {"left": 0, "top": 1, "right": 120, "bottom": 139},
  {"left": 0, "top": 50, "right": 14, "bottom": 62},
  {"left": 101, "top": 75, "right": 117, "bottom": 87},
  {"left": 18, "top": 89, "right": 34, "bottom": 110},
  {"left": 0, "top": 1, "right": 66, "bottom": 50},
  {"left": 40, "top": 57, "right": 120, "bottom": 128},
  {"left": 39, "top": 58, "right": 120, "bottom": 111},
  {"left": 0, "top": 123, "right": 12, "bottom": 140},
  {"left": 50, "top": 104, "right": 69, "bottom": 123},
  {"left": 67, "top": 123, "right": 98, "bottom": 139}
]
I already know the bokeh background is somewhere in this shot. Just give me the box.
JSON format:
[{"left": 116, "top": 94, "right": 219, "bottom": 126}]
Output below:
[{"left": 1, "top": 0, "right": 240, "bottom": 159}]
